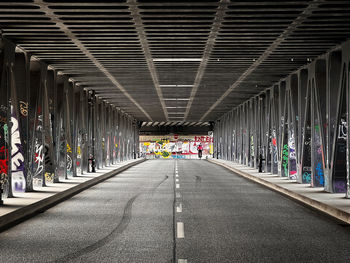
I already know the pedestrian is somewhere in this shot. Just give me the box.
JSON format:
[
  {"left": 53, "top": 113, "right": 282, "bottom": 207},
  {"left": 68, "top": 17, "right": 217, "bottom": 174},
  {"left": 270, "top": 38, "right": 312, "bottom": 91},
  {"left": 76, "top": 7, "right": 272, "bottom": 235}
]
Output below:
[{"left": 197, "top": 143, "right": 203, "bottom": 159}]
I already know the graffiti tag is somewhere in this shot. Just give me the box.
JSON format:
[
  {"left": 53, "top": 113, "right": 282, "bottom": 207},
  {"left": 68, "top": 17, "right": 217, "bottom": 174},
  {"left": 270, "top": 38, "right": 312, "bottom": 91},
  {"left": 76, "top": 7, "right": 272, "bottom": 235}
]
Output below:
[{"left": 19, "top": 101, "right": 28, "bottom": 117}]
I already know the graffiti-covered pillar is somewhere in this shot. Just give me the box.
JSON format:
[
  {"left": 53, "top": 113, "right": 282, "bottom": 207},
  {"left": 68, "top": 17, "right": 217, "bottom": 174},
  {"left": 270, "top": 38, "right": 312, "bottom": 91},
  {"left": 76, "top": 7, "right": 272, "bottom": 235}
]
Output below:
[
  {"left": 116, "top": 109, "right": 120, "bottom": 162},
  {"left": 118, "top": 110, "right": 123, "bottom": 162},
  {"left": 280, "top": 81, "right": 289, "bottom": 177},
  {"left": 252, "top": 97, "right": 258, "bottom": 168},
  {"left": 14, "top": 50, "right": 30, "bottom": 193},
  {"left": 223, "top": 113, "right": 228, "bottom": 161},
  {"left": 231, "top": 110, "right": 236, "bottom": 161},
  {"left": 74, "top": 85, "right": 83, "bottom": 175},
  {"left": 81, "top": 88, "right": 89, "bottom": 174},
  {"left": 259, "top": 94, "right": 266, "bottom": 172},
  {"left": 263, "top": 91, "right": 270, "bottom": 173},
  {"left": 71, "top": 82, "right": 80, "bottom": 177},
  {"left": 345, "top": 46, "right": 350, "bottom": 198},
  {"left": 130, "top": 117, "right": 133, "bottom": 160},
  {"left": 266, "top": 90, "right": 272, "bottom": 173},
  {"left": 94, "top": 97, "right": 99, "bottom": 169},
  {"left": 55, "top": 75, "right": 66, "bottom": 180},
  {"left": 0, "top": 38, "right": 20, "bottom": 198},
  {"left": 310, "top": 60, "right": 327, "bottom": 188},
  {"left": 122, "top": 114, "right": 126, "bottom": 161},
  {"left": 42, "top": 68, "right": 55, "bottom": 183},
  {"left": 100, "top": 100, "right": 106, "bottom": 168},
  {"left": 128, "top": 117, "right": 132, "bottom": 160},
  {"left": 254, "top": 97, "right": 258, "bottom": 168},
  {"left": 64, "top": 79, "right": 74, "bottom": 178},
  {"left": 288, "top": 74, "right": 298, "bottom": 180},
  {"left": 108, "top": 105, "right": 113, "bottom": 165},
  {"left": 298, "top": 69, "right": 308, "bottom": 183},
  {"left": 107, "top": 104, "right": 112, "bottom": 165},
  {"left": 327, "top": 50, "right": 347, "bottom": 194},
  {"left": 28, "top": 60, "right": 46, "bottom": 187},
  {"left": 135, "top": 121, "right": 141, "bottom": 158},
  {"left": 114, "top": 108, "right": 118, "bottom": 162},
  {"left": 104, "top": 101, "right": 108, "bottom": 166},
  {"left": 256, "top": 97, "right": 261, "bottom": 167},
  {"left": 248, "top": 99, "right": 254, "bottom": 167},
  {"left": 0, "top": 40, "right": 6, "bottom": 202},
  {"left": 213, "top": 119, "right": 218, "bottom": 159},
  {"left": 238, "top": 105, "right": 243, "bottom": 163},
  {"left": 271, "top": 85, "right": 279, "bottom": 174},
  {"left": 87, "top": 90, "right": 96, "bottom": 172},
  {"left": 48, "top": 69, "right": 59, "bottom": 183},
  {"left": 228, "top": 110, "right": 233, "bottom": 162}
]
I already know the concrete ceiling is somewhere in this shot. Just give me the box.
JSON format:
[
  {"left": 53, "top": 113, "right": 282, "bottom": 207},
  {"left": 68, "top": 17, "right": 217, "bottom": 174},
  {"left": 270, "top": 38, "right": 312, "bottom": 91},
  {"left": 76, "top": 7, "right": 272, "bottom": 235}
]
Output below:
[{"left": 1, "top": 0, "right": 350, "bottom": 122}]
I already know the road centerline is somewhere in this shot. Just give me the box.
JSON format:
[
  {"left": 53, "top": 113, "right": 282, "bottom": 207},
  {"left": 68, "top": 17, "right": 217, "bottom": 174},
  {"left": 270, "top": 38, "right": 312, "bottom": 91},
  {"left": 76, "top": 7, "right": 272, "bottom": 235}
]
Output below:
[{"left": 177, "top": 222, "right": 185, "bottom": 238}]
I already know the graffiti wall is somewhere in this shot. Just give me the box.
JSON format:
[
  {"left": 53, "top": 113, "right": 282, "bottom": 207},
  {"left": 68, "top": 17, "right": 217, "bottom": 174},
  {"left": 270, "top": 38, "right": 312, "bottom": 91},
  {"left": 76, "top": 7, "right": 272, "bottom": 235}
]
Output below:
[
  {"left": 214, "top": 50, "right": 350, "bottom": 197},
  {"left": 140, "top": 135, "right": 213, "bottom": 159},
  {"left": 0, "top": 39, "right": 140, "bottom": 203}
]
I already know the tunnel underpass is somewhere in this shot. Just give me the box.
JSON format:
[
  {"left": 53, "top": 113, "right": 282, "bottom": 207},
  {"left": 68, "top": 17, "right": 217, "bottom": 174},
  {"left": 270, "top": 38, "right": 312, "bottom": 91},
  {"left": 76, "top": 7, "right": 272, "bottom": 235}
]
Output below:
[{"left": 0, "top": 1, "right": 350, "bottom": 262}]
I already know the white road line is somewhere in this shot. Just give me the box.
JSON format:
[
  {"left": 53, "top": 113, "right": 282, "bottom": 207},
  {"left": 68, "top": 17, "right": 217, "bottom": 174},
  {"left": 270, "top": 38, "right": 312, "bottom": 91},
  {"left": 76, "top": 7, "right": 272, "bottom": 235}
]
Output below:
[
  {"left": 178, "top": 260, "right": 187, "bottom": 263},
  {"left": 176, "top": 203, "right": 182, "bottom": 213},
  {"left": 176, "top": 174, "right": 179, "bottom": 178},
  {"left": 176, "top": 192, "right": 181, "bottom": 198},
  {"left": 176, "top": 183, "right": 180, "bottom": 189},
  {"left": 177, "top": 222, "right": 185, "bottom": 238},
  {"left": 176, "top": 178, "right": 179, "bottom": 182}
]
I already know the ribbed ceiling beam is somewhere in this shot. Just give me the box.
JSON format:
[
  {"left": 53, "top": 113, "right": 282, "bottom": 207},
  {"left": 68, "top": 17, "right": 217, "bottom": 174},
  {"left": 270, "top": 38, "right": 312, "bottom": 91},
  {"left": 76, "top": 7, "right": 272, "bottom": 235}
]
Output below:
[
  {"left": 184, "top": 0, "right": 229, "bottom": 120},
  {"left": 199, "top": 0, "right": 324, "bottom": 121},
  {"left": 128, "top": 0, "right": 169, "bottom": 121},
  {"left": 33, "top": 0, "right": 153, "bottom": 121}
]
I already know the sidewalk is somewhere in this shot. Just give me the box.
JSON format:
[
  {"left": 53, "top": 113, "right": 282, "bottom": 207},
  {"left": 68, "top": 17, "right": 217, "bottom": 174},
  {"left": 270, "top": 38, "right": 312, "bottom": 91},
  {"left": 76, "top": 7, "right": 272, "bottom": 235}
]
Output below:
[
  {"left": 208, "top": 158, "right": 350, "bottom": 225},
  {"left": 0, "top": 158, "right": 145, "bottom": 231}
]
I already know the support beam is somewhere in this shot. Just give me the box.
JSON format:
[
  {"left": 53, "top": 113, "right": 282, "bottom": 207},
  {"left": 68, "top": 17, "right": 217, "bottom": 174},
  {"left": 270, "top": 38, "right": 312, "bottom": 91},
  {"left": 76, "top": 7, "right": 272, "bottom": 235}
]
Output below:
[
  {"left": 33, "top": 0, "right": 153, "bottom": 121},
  {"left": 128, "top": 0, "right": 168, "bottom": 121},
  {"left": 200, "top": 0, "right": 323, "bottom": 121},
  {"left": 184, "top": 0, "right": 229, "bottom": 120}
]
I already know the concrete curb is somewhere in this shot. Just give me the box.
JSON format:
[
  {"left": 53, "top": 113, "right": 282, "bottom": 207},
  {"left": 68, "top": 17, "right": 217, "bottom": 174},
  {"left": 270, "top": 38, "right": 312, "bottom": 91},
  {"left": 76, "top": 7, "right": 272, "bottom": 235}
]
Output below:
[
  {"left": 208, "top": 158, "right": 350, "bottom": 225},
  {"left": 0, "top": 158, "right": 146, "bottom": 232}
]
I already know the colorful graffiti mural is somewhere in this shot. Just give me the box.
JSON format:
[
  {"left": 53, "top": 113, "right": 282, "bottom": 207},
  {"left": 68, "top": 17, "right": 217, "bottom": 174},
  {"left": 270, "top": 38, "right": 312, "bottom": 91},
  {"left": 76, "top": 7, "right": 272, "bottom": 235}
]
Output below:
[{"left": 140, "top": 135, "right": 213, "bottom": 159}]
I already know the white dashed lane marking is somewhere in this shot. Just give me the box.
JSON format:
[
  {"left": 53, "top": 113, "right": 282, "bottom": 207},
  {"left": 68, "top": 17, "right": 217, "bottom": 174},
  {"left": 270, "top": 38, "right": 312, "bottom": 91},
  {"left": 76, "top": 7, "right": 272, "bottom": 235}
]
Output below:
[
  {"left": 177, "top": 222, "right": 185, "bottom": 238},
  {"left": 175, "top": 163, "right": 186, "bottom": 262},
  {"left": 176, "top": 203, "right": 182, "bottom": 213}
]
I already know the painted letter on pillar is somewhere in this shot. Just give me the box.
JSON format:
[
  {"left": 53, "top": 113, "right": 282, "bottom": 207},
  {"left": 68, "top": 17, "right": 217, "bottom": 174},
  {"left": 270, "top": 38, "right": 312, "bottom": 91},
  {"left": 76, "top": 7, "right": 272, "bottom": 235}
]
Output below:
[{"left": 11, "top": 106, "right": 26, "bottom": 193}]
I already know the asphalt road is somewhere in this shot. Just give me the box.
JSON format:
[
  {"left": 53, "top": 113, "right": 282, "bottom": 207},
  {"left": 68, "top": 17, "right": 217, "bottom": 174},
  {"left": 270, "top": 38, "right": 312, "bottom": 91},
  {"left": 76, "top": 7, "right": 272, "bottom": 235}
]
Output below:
[{"left": 0, "top": 160, "right": 349, "bottom": 263}]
